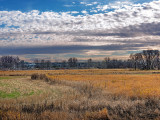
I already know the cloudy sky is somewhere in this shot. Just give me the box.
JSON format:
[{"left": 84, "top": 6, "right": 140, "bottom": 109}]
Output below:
[{"left": 0, "top": 0, "right": 160, "bottom": 61}]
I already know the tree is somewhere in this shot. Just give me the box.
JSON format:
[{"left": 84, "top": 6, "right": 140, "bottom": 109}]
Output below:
[
  {"left": 68, "top": 57, "right": 78, "bottom": 68},
  {"left": 142, "top": 50, "right": 159, "bottom": 70},
  {"left": 130, "top": 53, "right": 143, "bottom": 70},
  {"left": 87, "top": 58, "right": 93, "bottom": 68},
  {"left": 19, "top": 60, "right": 25, "bottom": 69},
  {"left": 45, "top": 60, "right": 52, "bottom": 69},
  {"left": 130, "top": 50, "right": 160, "bottom": 70},
  {"left": 0, "top": 56, "right": 20, "bottom": 70},
  {"left": 34, "top": 59, "right": 40, "bottom": 69},
  {"left": 104, "top": 57, "right": 110, "bottom": 68},
  {"left": 61, "top": 60, "right": 67, "bottom": 68},
  {"left": 40, "top": 60, "right": 45, "bottom": 69}
]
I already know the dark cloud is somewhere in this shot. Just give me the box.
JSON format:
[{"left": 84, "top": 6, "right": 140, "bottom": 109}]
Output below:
[
  {"left": 118, "top": 22, "right": 160, "bottom": 37},
  {"left": 0, "top": 43, "right": 150, "bottom": 55}
]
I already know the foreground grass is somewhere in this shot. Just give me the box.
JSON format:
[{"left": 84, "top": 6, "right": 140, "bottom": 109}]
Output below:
[
  {"left": 0, "top": 76, "right": 64, "bottom": 99},
  {"left": 1, "top": 69, "right": 160, "bottom": 119}
]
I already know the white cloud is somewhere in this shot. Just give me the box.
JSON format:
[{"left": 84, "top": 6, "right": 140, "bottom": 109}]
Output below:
[
  {"left": 71, "top": 11, "right": 79, "bottom": 14},
  {"left": 90, "top": 10, "right": 98, "bottom": 13},
  {"left": 80, "top": 2, "right": 85, "bottom": 5},
  {"left": 64, "top": 5, "right": 74, "bottom": 7},
  {"left": 86, "top": 4, "right": 93, "bottom": 6},
  {"left": 1, "top": 1, "right": 160, "bottom": 34},
  {"left": 81, "top": 10, "right": 88, "bottom": 14},
  {"left": 97, "top": 1, "right": 133, "bottom": 11},
  {"left": 80, "top": 1, "right": 99, "bottom": 6},
  {"left": 93, "top": 2, "right": 98, "bottom": 5}
]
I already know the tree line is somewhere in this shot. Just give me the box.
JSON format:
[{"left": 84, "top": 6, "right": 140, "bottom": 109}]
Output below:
[
  {"left": 130, "top": 50, "right": 160, "bottom": 70},
  {"left": 0, "top": 50, "right": 160, "bottom": 70}
]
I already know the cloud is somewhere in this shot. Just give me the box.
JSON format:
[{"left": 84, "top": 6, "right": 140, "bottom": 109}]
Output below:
[
  {"left": 0, "top": 43, "right": 146, "bottom": 55},
  {"left": 90, "top": 10, "right": 98, "bottom": 13},
  {"left": 0, "top": 0, "right": 160, "bottom": 58},
  {"left": 64, "top": 5, "right": 74, "bottom": 7},
  {"left": 80, "top": 1, "right": 99, "bottom": 6},
  {"left": 96, "top": 1, "right": 133, "bottom": 11},
  {"left": 81, "top": 10, "right": 88, "bottom": 14},
  {"left": 71, "top": 11, "right": 79, "bottom": 14}
]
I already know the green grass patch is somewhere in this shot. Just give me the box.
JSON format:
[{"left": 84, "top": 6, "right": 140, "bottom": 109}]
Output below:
[
  {"left": 0, "top": 90, "right": 21, "bottom": 98},
  {"left": 0, "top": 76, "right": 25, "bottom": 80},
  {"left": 0, "top": 76, "right": 12, "bottom": 80},
  {"left": 0, "top": 90, "right": 37, "bottom": 99}
]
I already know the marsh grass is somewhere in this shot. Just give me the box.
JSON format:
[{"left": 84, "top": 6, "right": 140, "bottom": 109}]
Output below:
[{"left": 1, "top": 70, "right": 160, "bottom": 119}]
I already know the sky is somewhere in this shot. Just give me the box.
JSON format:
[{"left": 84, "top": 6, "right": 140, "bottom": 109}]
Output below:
[{"left": 0, "top": 0, "right": 160, "bottom": 61}]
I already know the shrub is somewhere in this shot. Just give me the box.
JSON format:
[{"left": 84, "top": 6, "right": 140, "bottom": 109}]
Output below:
[
  {"left": 31, "top": 73, "right": 39, "bottom": 80},
  {"left": 44, "top": 77, "right": 51, "bottom": 82},
  {"left": 39, "top": 74, "right": 47, "bottom": 80},
  {"left": 31, "top": 73, "right": 51, "bottom": 82}
]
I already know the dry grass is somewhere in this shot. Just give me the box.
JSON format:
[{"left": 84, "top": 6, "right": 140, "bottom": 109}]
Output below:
[
  {"left": 0, "top": 69, "right": 159, "bottom": 76},
  {"left": 1, "top": 69, "right": 160, "bottom": 119},
  {"left": 48, "top": 72, "right": 160, "bottom": 98}
]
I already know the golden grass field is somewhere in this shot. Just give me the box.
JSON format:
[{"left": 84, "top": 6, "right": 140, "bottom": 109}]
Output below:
[
  {"left": 1, "top": 69, "right": 159, "bottom": 97},
  {"left": 48, "top": 73, "right": 160, "bottom": 98},
  {"left": 1, "top": 69, "right": 160, "bottom": 120}
]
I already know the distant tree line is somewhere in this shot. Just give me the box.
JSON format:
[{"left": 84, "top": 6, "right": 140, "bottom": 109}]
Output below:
[
  {"left": 34, "top": 59, "right": 52, "bottom": 69},
  {"left": 1, "top": 50, "right": 160, "bottom": 70}
]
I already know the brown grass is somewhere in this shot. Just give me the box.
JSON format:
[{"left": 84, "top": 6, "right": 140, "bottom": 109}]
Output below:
[
  {"left": 48, "top": 73, "right": 160, "bottom": 98},
  {"left": 1, "top": 69, "right": 160, "bottom": 119}
]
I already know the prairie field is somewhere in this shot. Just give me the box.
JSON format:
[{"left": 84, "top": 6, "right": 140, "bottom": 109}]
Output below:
[{"left": 1, "top": 69, "right": 160, "bottom": 120}]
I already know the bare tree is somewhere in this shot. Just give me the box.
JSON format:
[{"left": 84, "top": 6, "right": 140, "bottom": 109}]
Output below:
[
  {"left": 34, "top": 59, "right": 40, "bottom": 69},
  {"left": 62, "top": 60, "right": 67, "bottom": 68},
  {"left": 87, "top": 58, "right": 93, "bottom": 68},
  {"left": 130, "top": 53, "right": 143, "bottom": 70},
  {"left": 142, "top": 50, "right": 159, "bottom": 70},
  {"left": 68, "top": 57, "right": 78, "bottom": 68},
  {"left": 104, "top": 57, "right": 110, "bottom": 68},
  {"left": 19, "top": 60, "right": 25, "bottom": 69},
  {"left": 40, "top": 60, "right": 45, "bottom": 69},
  {"left": 0, "top": 56, "right": 20, "bottom": 70},
  {"left": 130, "top": 50, "right": 160, "bottom": 70},
  {"left": 45, "top": 60, "right": 52, "bottom": 69}
]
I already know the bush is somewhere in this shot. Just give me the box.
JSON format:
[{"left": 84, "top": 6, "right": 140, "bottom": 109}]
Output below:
[
  {"left": 39, "top": 74, "right": 47, "bottom": 80},
  {"left": 31, "top": 73, "right": 39, "bottom": 80},
  {"left": 44, "top": 77, "right": 50, "bottom": 82},
  {"left": 31, "top": 74, "right": 50, "bottom": 82}
]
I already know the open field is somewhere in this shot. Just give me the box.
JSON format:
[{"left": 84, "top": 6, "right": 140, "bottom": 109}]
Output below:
[{"left": 1, "top": 69, "right": 160, "bottom": 119}]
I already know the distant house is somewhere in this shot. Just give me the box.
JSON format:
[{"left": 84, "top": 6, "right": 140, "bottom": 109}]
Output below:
[
  {"left": 77, "top": 62, "right": 88, "bottom": 68},
  {"left": 52, "top": 62, "right": 63, "bottom": 69},
  {"left": 24, "top": 62, "right": 36, "bottom": 69}
]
